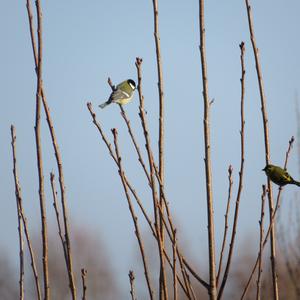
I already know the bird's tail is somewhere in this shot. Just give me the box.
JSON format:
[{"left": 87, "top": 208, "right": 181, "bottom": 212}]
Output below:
[
  {"left": 292, "top": 180, "right": 300, "bottom": 187},
  {"left": 99, "top": 101, "right": 109, "bottom": 109}
]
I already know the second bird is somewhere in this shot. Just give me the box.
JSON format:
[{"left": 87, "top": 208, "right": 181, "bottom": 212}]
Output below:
[
  {"left": 263, "top": 164, "right": 300, "bottom": 187},
  {"left": 99, "top": 79, "right": 136, "bottom": 109}
]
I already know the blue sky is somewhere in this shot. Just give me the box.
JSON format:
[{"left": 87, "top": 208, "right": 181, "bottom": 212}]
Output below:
[{"left": 1, "top": 0, "right": 300, "bottom": 296}]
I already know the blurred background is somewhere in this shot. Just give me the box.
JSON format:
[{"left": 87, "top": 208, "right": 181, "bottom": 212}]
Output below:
[{"left": 1, "top": 1, "right": 300, "bottom": 298}]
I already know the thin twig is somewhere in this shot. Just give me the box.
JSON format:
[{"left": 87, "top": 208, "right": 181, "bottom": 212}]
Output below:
[
  {"left": 244, "top": 1, "right": 278, "bottom": 299},
  {"left": 11, "top": 126, "right": 24, "bottom": 300},
  {"left": 218, "top": 41, "right": 246, "bottom": 300},
  {"left": 135, "top": 57, "right": 168, "bottom": 299},
  {"left": 50, "top": 173, "right": 70, "bottom": 276},
  {"left": 112, "top": 128, "right": 154, "bottom": 300},
  {"left": 25, "top": 1, "right": 76, "bottom": 298},
  {"left": 256, "top": 185, "right": 266, "bottom": 300},
  {"left": 11, "top": 125, "right": 42, "bottom": 300},
  {"left": 216, "top": 165, "right": 233, "bottom": 287},
  {"left": 241, "top": 137, "right": 294, "bottom": 299},
  {"left": 151, "top": 1, "right": 166, "bottom": 296},
  {"left": 128, "top": 270, "right": 137, "bottom": 300},
  {"left": 199, "top": 1, "right": 217, "bottom": 298},
  {"left": 31, "top": 1, "right": 50, "bottom": 298},
  {"left": 81, "top": 269, "right": 87, "bottom": 300},
  {"left": 172, "top": 229, "right": 178, "bottom": 300}
]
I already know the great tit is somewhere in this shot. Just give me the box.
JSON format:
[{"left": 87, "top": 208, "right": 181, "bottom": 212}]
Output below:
[
  {"left": 263, "top": 164, "right": 300, "bottom": 186},
  {"left": 99, "top": 79, "right": 136, "bottom": 109}
]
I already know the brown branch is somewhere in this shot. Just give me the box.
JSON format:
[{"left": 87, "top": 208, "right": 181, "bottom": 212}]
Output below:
[
  {"left": 216, "top": 165, "right": 233, "bottom": 287},
  {"left": 25, "top": 1, "right": 76, "bottom": 298},
  {"left": 256, "top": 185, "right": 266, "bottom": 300},
  {"left": 112, "top": 128, "right": 154, "bottom": 300},
  {"left": 128, "top": 270, "right": 137, "bottom": 300},
  {"left": 151, "top": 1, "right": 166, "bottom": 297},
  {"left": 244, "top": 1, "right": 278, "bottom": 299},
  {"left": 199, "top": 1, "right": 217, "bottom": 298},
  {"left": 31, "top": 1, "right": 50, "bottom": 298},
  {"left": 81, "top": 269, "right": 87, "bottom": 300},
  {"left": 11, "top": 126, "right": 24, "bottom": 300},
  {"left": 135, "top": 57, "right": 168, "bottom": 299},
  {"left": 218, "top": 41, "right": 246, "bottom": 300},
  {"left": 87, "top": 102, "right": 193, "bottom": 297},
  {"left": 50, "top": 173, "right": 71, "bottom": 277},
  {"left": 241, "top": 137, "right": 294, "bottom": 299},
  {"left": 11, "top": 125, "right": 42, "bottom": 300},
  {"left": 172, "top": 229, "right": 178, "bottom": 300}
]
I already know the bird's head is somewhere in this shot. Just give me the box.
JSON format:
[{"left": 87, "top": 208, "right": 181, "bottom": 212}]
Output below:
[
  {"left": 262, "top": 164, "right": 271, "bottom": 172},
  {"left": 127, "top": 79, "right": 136, "bottom": 91}
]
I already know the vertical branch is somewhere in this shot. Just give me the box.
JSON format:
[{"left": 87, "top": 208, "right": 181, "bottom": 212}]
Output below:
[
  {"left": 244, "top": 2, "right": 279, "bottom": 299},
  {"left": 33, "top": 1, "right": 49, "bottom": 298},
  {"left": 135, "top": 57, "right": 168, "bottom": 299},
  {"left": 172, "top": 229, "right": 178, "bottom": 300},
  {"left": 216, "top": 165, "right": 233, "bottom": 287},
  {"left": 11, "top": 125, "right": 42, "bottom": 300},
  {"left": 112, "top": 128, "right": 154, "bottom": 300},
  {"left": 81, "top": 269, "right": 87, "bottom": 300},
  {"left": 256, "top": 185, "right": 266, "bottom": 300},
  {"left": 151, "top": 0, "right": 166, "bottom": 296},
  {"left": 217, "top": 41, "right": 246, "bottom": 300},
  {"left": 128, "top": 270, "right": 137, "bottom": 300},
  {"left": 25, "top": 1, "right": 76, "bottom": 298},
  {"left": 11, "top": 126, "right": 24, "bottom": 300},
  {"left": 199, "top": 1, "right": 217, "bottom": 299}
]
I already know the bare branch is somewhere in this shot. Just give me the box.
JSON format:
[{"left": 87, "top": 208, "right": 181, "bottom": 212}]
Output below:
[
  {"left": 128, "top": 270, "right": 137, "bottom": 300},
  {"left": 31, "top": 1, "right": 50, "bottom": 297},
  {"left": 135, "top": 57, "right": 168, "bottom": 298},
  {"left": 199, "top": 1, "right": 217, "bottom": 298},
  {"left": 216, "top": 165, "right": 233, "bottom": 287},
  {"left": 218, "top": 41, "right": 246, "bottom": 300},
  {"left": 244, "top": 1, "right": 278, "bottom": 298},
  {"left": 11, "top": 126, "right": 24, "bottom": 300},
  {"left": 11, "top": 125, "right": 42, "bottom": 300},
  {"left": 81, "top": 269, "right": 87, "bottom": 300},
  {"left": 25, "top": 1, "right": 76, "bottom": 298},
  {"left": 112, "top": 128, "right": 154, "bottom": 299},
  {"left": 172, "top": 229, "right": 178, "bottom": 300},
  {"left": 256, "top": 185, "right": 266, "bottom": 300}
]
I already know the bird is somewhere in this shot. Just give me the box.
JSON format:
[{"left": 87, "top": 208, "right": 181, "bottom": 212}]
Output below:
[
  {"left": 99, "top": 79, "right": 136, "bottom": 109},
  {"left": 263, "top": 164, "right": 300, "bottom": 187}
]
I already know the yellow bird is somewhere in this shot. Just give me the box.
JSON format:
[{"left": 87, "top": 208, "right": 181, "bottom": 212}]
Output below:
[{"left": 263, "top": 164, "right": 300, "bottom": 187}]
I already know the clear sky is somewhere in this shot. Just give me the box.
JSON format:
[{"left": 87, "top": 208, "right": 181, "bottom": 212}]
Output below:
[{"left": 1, "top": 0, "right": 300, "bottom": 296}]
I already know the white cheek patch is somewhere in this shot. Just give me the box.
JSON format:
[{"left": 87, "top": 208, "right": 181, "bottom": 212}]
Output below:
[{"left": 129, "top": 82, "right": 136, "bottom": 90}]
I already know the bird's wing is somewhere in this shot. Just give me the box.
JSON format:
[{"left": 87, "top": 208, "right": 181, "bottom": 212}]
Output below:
[
  {"left": 110, "top": 89, "right": 130, "bottom": 102},
  {"left": 283, "top": 170, "right": 292, "bottom": 181}
]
